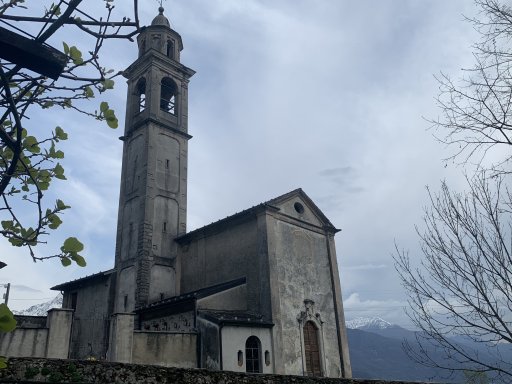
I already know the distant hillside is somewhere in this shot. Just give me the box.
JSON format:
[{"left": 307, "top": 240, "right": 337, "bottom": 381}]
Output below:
[
  {"left": 347, "top": 328, "right": 463, "bottom": 382},
  {"left": 346, "top": 317, "right": 512, "bottom": 383},
  {"left": 12, "top": 294, "right": 62, "bottom": 316}
]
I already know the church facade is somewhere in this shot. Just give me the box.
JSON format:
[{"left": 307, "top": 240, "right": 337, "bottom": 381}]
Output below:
[{"left": 10, "top": 8, "right": 352, "bottom": 378}]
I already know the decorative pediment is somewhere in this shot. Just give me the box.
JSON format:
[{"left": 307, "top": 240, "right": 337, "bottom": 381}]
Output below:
[
  {"left": 297, "top": 299, "right": 324, "bottom": 326},
  {"left": 267, "top": 189, "right": 339, "bottom": 232}
]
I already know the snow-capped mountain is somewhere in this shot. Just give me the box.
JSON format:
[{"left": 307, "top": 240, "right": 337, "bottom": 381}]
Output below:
[
  {"left": 12, "top": 294, "right": 63, "bottom": 316},
  {"left": 345, "top": 317, "right": 392, "bottom": 330}
]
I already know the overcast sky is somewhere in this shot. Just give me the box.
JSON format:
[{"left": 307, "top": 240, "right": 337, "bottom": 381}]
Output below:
[{"left": 1, "top": 1, "right": 483, "bottom": 328}]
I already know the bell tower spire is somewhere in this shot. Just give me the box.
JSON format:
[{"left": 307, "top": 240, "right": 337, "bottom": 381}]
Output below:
[{"left": 113, "top": 7, "right": 195, "bottom": 312}]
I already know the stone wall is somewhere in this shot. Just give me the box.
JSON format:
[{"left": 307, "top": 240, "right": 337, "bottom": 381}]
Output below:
[{"left": 0, "top": 358, "right": 434, "bottom": 384}]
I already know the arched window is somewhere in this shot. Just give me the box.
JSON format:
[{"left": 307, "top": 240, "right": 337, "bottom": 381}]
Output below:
[
  {"left": 245, "top": 336, "right": 261, "bottom": 373},
  {"left": 160, "top": 77, "right": 177, "bottom": 114},
  {"left": 136, "top": 78, "right": 146, "bottom": 112},
  {"left": 303, "top": 321, "right": 322, "bottom": 376},
  {"left": 166, "top": 40, "right": 174, "bottom": 59}
]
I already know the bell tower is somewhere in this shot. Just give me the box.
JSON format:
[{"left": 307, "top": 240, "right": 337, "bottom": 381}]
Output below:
[{"left": 113, "top": 7, "right": 195, "bottom": 312}]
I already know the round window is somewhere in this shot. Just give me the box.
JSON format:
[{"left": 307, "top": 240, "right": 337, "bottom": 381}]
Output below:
[{"left": 294, "top": 202, "right": 305, "bottom": 214}]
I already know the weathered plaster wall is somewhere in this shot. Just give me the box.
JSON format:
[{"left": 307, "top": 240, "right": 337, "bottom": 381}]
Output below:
[
  {"left": 132, "top": 331, "right": 197, "bottom": 368},
  {"left": 0, "top": 329, "right": 47, "bottom": 358},
  {"left": 64, "top": 278, "right": 112, "bottom": 359},
  {"left": 196, "top": 317, "right": 220, "bottom": 370},
  {"left": 141, "top": 310, "right": 194, "bottom": 332},
  {"left": 0, "top": 309, "right": 73, "bottom": 360},
  {"left": 0, "top": 358, "right": 436, "bottom": 384},
  {"left": 13, "top": 316, "right": 46, "bottom": 328},
  {"left": 108, "top": 313, "right": 134, "bottom": 364},
  {"left": 267, "top": 214, "right": 344, "bottom": 378},
  {"left": 179, "top": 218, "right": 261, "bottom": 310},
  {"left": 197, "top": 284, "right": 247, "bottom": 311},
  {"left": 45, "top": 309, "right": 73, "bottom": 359},
  {"left": 221, "top": 326, "right": 273, "bottom": 374}
]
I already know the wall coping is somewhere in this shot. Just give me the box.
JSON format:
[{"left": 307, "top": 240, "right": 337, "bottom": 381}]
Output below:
[{"left": 0, "top": 358, "right": 442, "bottom": 384}]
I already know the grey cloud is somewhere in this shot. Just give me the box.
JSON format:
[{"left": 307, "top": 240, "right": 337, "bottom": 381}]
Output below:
[
  {"left": 11, "top": 285, "right": 42, "bottom": 293},
  {"left": 319, "top": 166, "right": 354, "bottom": 177}
]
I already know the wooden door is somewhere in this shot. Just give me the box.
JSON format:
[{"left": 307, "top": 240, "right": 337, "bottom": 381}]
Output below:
[{"left": 303, "top": 321, "right": 322, "bottom": 376}]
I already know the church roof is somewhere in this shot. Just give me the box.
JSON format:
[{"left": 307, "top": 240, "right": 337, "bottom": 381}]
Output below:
[
  {"left": 198, "top": 310, "right": 274, "bottom": 327},
  {"left": 176, "top": 188, "right": 338, "bottom": 244},
  {"left": 50, "top": 269, "right": 114, "bottom": 291},
  {"left": 136, "top": 277, "right": 247, "bottom": 312}
]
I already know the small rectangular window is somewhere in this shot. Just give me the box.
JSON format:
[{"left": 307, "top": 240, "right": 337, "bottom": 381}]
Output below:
[
  {"left": 123, "top": 295, "right": 128, "bottom": 311},
  {"left": 163, "top": 221, "right": 167, "bottom": 232},
  {"left": 166, "top": 159, "right": 170, "bottom": 169}
]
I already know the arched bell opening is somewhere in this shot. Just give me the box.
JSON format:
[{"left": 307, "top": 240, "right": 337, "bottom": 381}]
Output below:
[
  {"left": 136, "top": 78, "right": 146, "bottom": 113},
  {"left": 160, "top": 77, "right": 177, "bottom": 115}
]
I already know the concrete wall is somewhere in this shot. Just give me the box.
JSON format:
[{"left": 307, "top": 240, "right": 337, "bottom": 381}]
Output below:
[
  {"left": 108, "top": 313, "right": 134, "bottom": 363},
  {"left": 197, "top": 284, "right": 247, "bottom": 311},
  {"left": 196, "top": 317, "right": 220, "bottom": 370},
  {"left": 179, "top": 218, "right": 263, "bottom": 312},
  {"left": 13, "top": 316, "right": 46, "bottom": 328},
  {"left": 63, "top": 277, "right": 112, "bottom": 359},
  {"left": 0, "top": 328, "right": 47, "bottom": 358},
  {"left": 0, "top": 358, "right": 433, "bottom": 384},
  {"left": 132, "top": 331, "right": 197, "bottom": 368},
  {"left": 0, "top": 309, "right": 73, "bottom": 359},
  {"left": 221, "top": 326, "right": 273, "bottom": 374},
  {"left": 45, "top": 309, "right": 73, "bottom": 359}
]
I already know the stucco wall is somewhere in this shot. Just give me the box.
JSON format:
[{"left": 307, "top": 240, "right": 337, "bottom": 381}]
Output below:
[
  {"left": 0, "top": 358, "right": 435, "bottom": 384},
  {"left": 221, "top": 326, "right": 273, "bottom": 374},
  {"left": 132, "top": 331, "right": 197, "bottom": 368},
  {"left": 0, "top": 309, "right": 73, "bottom": 360},
  {"left": 179, "top": 218, "right": 261, "bottom": 310},
  {"left": 267, "top": 215, "right": 344, "bottom": 378},
  {"left": 63, "top": 277, "right": 112, "bottom": 359},
  {"left": 197, "top": 284, "right": 247, "bottom": 311},
  {"left": 0, "top": 329, "right": 48, "bottom": 358},
  {"left": 196, "top": 317, "right": 220, "bottom": 370}
]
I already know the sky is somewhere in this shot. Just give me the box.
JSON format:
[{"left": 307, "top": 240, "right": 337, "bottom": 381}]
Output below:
[{"left": 1, "top": 0, "right": 484, "bottom": 328}]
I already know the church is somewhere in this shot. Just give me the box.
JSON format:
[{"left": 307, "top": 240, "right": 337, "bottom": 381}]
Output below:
[{"left": 6, "top": 8, "right": 352, "bottom": 378}]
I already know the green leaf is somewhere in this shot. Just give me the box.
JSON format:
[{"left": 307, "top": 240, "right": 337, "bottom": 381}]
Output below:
[
  {"left": 106, "top": 117, "right": 118, "bottom": 129},
  {"left": 8, "top": 237, "right": 23, "bottom": 247},
  {"left": 85, "top": 86, "right": 94, "bottom": 98},
  {"left": 1, "top": 221, "right": 13, "bottom": 230},
  {"left": 63, "top": 42, "right": 70, "bottom": 55},
  {"left": 48, "top": 214, "right": 62, "bottom": 230},
  {"left": 0, "top": 356, "right": 7, "bottom": 369},
  {"left": 55, "top": 150, "right": 64, "bottom": 159},
  {"left": 102, "top": 79, "right": 114, "bottom": 90},
  {"left": 100, "top": 101, "right": 109, "bottom": 112},
  {"left": 69, "top": 46, "right": 83, "bottom": 65},
  {"left": 54, "top": 163, "right": 66, "bottom": 180},
  {"left": 62, "top": 237, "right": 84, "bottom": 253},
  {"left": 56, "top": 199, "right": 69, "bottom": 210},
  {"left": 23, "top": 136, "right": 40, "bottom": 154},
  {"left": 72, "top": 254, "right": 86, "bottom": 267},
  {"left": 60, "top": 257, "right": 72, "bottom": 267},
  {"left": 55, "top": 126, "right": 68, "bottom": 141},
  {"left": 0, "top": 304, "right": 16, "bottom": 332},
  {"left": 42, "top": 101, "right": 54, "bottom": 109}
]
